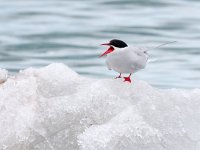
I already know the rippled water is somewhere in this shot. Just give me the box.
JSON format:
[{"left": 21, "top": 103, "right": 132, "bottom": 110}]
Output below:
[{"left": 0, "top": 0, "right": 200, "bottom": 88}]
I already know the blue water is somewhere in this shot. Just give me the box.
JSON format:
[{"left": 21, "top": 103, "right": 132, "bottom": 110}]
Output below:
[{"left": 0, "top": 0, "right": 200, "bottom": 88}]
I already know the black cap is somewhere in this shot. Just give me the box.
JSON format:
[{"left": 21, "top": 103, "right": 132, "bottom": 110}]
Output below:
[{"left": 109, "top": 39, "right": 128, "bottom": 48}]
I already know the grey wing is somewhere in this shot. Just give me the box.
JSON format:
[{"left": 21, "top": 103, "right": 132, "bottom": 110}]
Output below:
[
  {"left": 106, "top": 60, "right": 112, "bottom": 70},
  {"left": 132, "top": 47, "right": 149, "bottom": 61}
]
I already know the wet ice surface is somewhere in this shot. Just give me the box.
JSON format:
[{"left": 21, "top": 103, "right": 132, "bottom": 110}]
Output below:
[
  {"left": 0, "top": 68, "right": 8, "bottom": 84},
  {"left": 0, "top": 63, "right": 200, "bottom": 150}
]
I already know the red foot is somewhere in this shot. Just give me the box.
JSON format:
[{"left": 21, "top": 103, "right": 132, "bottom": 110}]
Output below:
[{"left": 123, "top": 77, "right": 131, "bottom": 83}]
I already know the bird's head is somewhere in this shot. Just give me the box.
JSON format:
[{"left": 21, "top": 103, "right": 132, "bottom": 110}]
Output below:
[{"left": 100, "top": 39, "right": 128, "bottom": 57}]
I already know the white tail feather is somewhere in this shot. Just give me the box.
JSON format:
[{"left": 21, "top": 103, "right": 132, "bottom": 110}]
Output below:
[
  {"left": 147, "top": 58, "right": 158, "bottom": 63},
  {"left": 154, "top": 41, "right": 177, "bottom": 49},
  {"left": 148, "top": 41, "right": 177, "bottom": 51},
  {"left": 146, "top": 41, "right": 177, "bottom": 63}
]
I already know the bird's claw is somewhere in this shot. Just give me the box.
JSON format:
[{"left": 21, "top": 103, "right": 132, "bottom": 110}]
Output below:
[
  {"left": 115, "top": 76, "right": 121, "bottom": 79},
  {"left": 115, "top": 74, "right": 122, "bottom": 79}
]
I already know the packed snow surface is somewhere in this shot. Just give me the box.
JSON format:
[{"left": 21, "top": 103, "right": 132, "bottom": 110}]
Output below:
[{"left": 0, "top": 63, "right": 200, "bottom": 150}]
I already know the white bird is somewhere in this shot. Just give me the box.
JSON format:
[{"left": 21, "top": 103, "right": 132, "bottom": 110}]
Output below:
[{"left": 100, "top": 39, "right": 149, "bottom": 83}]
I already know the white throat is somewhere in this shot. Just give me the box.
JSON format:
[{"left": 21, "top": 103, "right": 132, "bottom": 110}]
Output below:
[{"left": 112, "top": 46, "right": 128, "bottom": 51}]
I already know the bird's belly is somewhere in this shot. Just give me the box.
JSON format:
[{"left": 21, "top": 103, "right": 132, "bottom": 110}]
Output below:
[
  {"left": 107, "top": 53, "right": 147, "bottom": 73},
  {"left": 109, "top": 59, "right": 133, "bottom": 73}
]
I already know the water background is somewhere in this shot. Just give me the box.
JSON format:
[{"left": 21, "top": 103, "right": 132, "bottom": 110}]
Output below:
[{"left": 0, "top": 0, "right": 200, "bottom": 88}]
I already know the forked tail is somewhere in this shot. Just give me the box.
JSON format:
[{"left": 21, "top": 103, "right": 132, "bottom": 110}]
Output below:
[
  {"left": 146, "top": 41, "right": 177, "bottom": 63},
  {"left": 153, "top": 41, "right": 177, "bottom": 50}
]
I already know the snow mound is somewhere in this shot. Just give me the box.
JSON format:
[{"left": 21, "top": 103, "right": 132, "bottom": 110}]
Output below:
[
  {"left": 0, "top": 63, "right": 200, "bottom": 150},
  {"left": 0, "top": 68, "right": 8, "bottom": 84}
]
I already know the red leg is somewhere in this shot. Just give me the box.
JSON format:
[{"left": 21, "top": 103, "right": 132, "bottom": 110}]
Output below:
[
  {"left": 115, "top": 73, "right": 122, "bottom": 79},
  {"left": 123, "top": 73, "right": 132, "bottom": 83}
]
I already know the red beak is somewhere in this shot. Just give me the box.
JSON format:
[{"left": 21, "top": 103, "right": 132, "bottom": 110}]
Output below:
[{"left": 100, "top": 43, "right": 114, "bottom": 57}]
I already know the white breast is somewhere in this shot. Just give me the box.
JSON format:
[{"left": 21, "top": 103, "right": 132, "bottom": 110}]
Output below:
[{"left": 106, "top": 46, "right": 148, "bottom": 74}]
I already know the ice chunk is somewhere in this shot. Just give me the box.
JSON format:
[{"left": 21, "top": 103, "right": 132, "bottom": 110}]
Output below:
[
  {"left": 0, "top": 68, "right": 8, "bottom": 84},
  {"left": 0, "top": 63, "right": 200, "bottom": 150}
]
